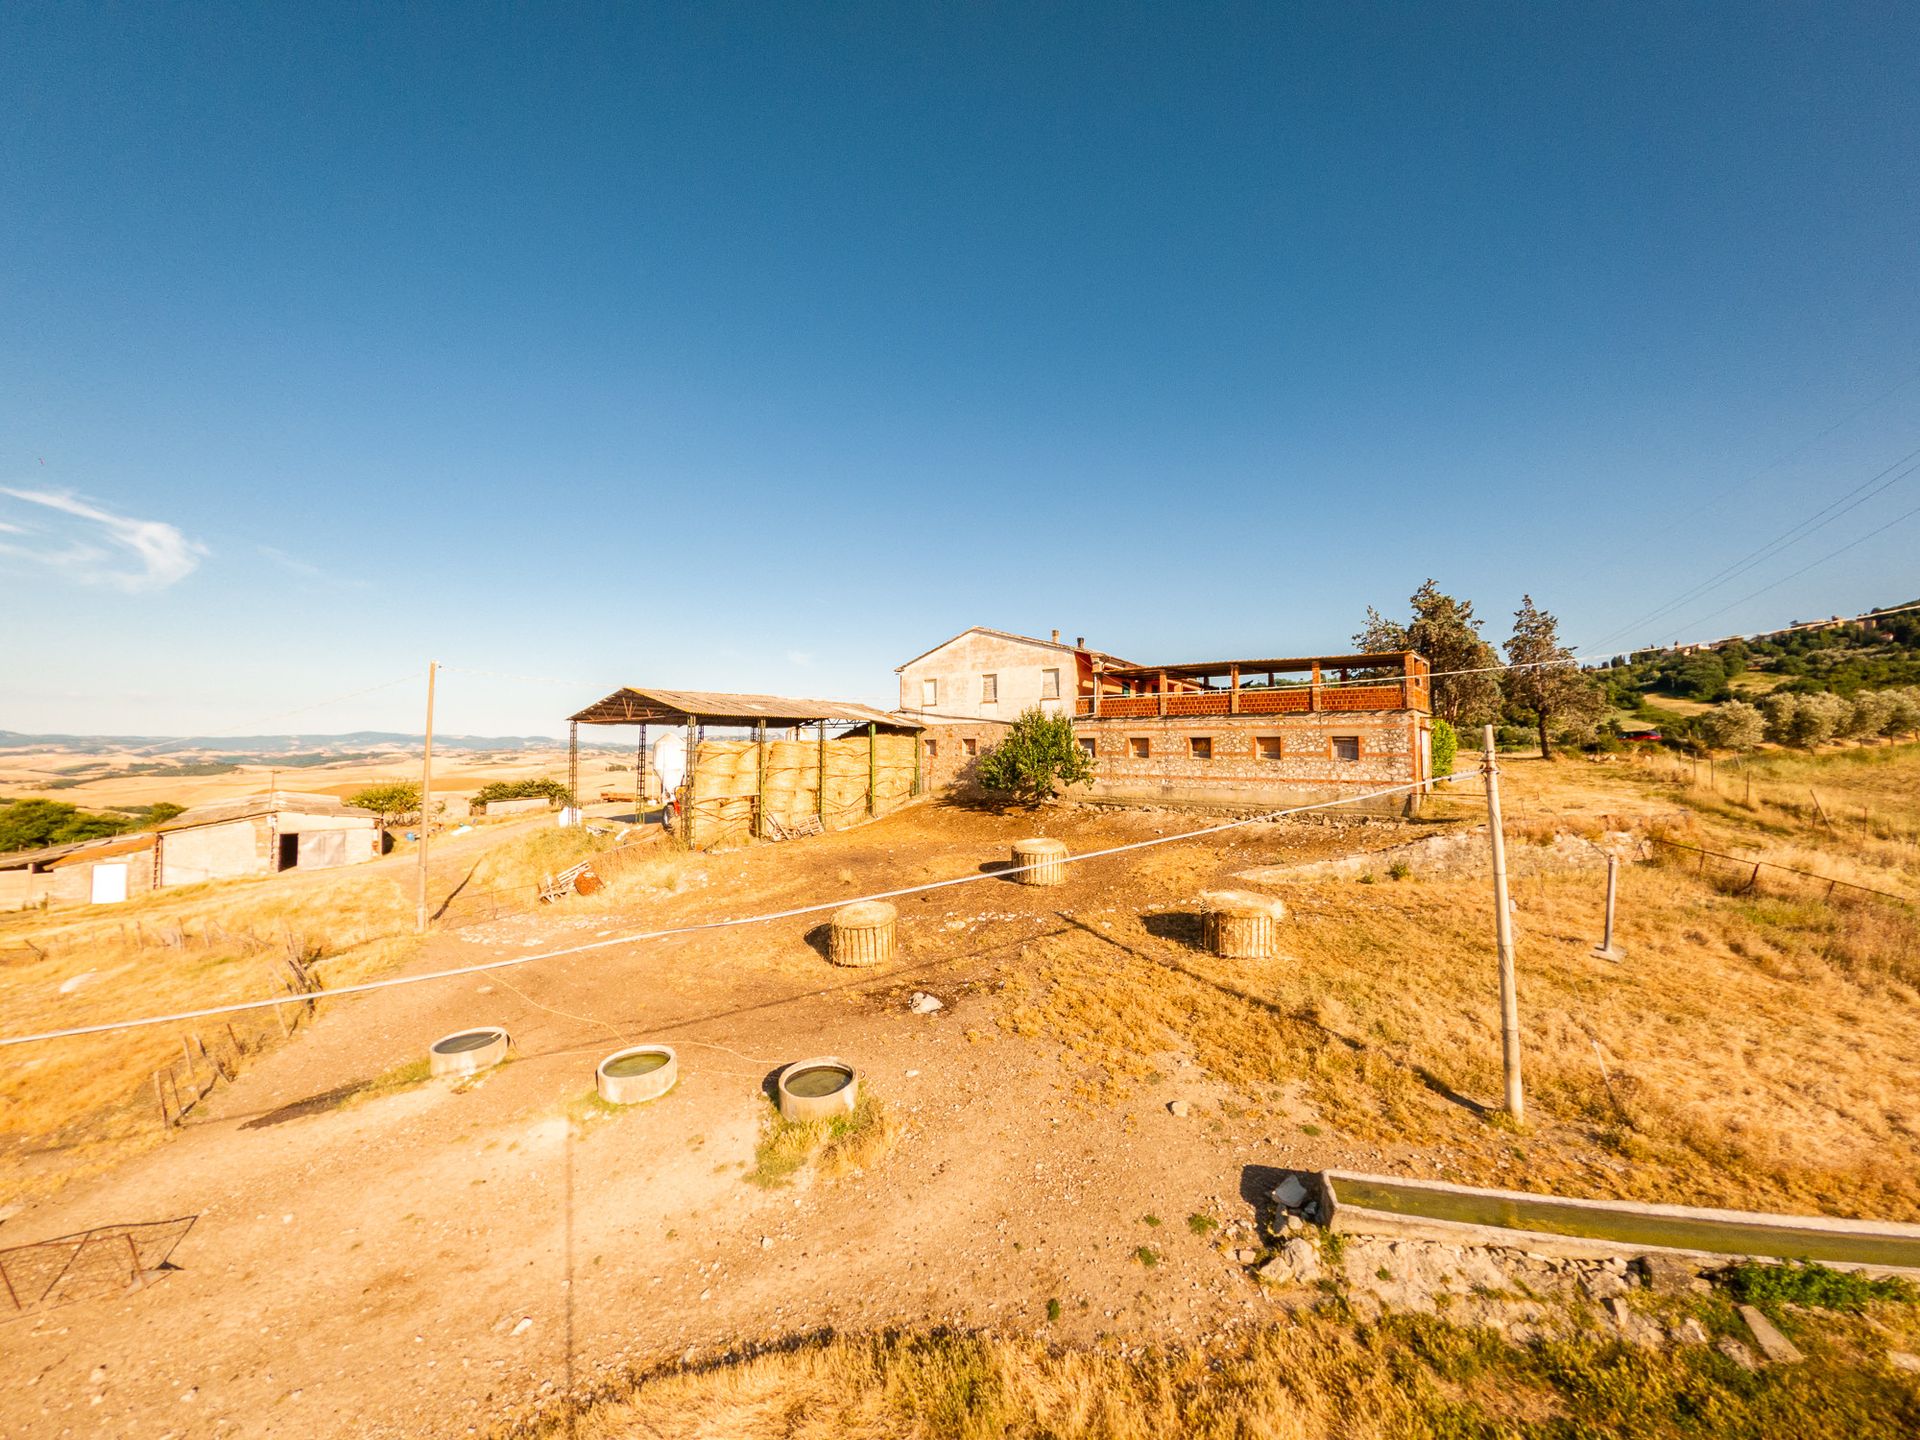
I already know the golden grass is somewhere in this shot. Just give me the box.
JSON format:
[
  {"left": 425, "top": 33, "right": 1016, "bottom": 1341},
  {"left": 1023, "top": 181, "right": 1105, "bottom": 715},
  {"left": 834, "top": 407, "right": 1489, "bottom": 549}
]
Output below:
[
  {"left": 0, "top": 868, "right": 423, "bottom": 1200},
  {"left": 1000, "top": 779, "right": 1920, "bottom": 1220},
  {"left": 513, "top": 1305, "right": 1920, "bottom": 1440}
]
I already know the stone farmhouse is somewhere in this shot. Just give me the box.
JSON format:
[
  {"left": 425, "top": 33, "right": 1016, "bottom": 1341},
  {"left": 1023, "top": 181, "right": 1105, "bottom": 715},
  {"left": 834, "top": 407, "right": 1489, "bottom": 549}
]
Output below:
[{"left": 898, "top": 627, "right": 1436, "bottom": 812}]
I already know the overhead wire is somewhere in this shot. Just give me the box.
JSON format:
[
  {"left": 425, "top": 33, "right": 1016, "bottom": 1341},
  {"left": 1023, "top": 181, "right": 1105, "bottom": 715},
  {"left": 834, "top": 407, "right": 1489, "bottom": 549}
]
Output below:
[{"left": 0, "top": 776, "right": 1436, "bottom": 1050}]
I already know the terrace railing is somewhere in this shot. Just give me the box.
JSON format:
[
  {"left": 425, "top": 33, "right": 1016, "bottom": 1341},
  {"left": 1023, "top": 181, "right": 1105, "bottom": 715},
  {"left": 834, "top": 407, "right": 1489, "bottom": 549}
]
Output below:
[{"left": 1074, "top": 681, "right": 1415, "bottom": 719}]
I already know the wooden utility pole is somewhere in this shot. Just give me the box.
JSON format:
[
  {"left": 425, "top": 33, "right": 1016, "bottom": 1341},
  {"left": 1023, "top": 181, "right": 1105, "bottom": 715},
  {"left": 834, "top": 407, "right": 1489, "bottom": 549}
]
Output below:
[
  {"left": 1481, "top": 725, "right": 1525, "bottom": 1124},
  {"left": 416, "top": 661, "right": 436, "bottom": 934},
  {"left": 1591, "top": 854, "right": 1625, "bottom": 962}
]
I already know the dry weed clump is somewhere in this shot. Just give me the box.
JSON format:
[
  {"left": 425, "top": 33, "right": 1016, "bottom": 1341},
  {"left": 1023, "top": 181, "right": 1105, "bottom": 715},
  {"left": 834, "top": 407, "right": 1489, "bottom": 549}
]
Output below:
[
  {"left": 749, "top": 1092, "right": 898, "bottom": 1189},
  {"left": 519, "top": 1308, "right": 1920, "bottom": 1440}
]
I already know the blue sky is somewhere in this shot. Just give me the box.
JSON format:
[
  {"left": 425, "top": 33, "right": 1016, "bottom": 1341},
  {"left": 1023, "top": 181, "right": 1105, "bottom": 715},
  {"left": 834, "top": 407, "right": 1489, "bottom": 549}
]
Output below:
[{"left": 4, "top": 4, "right": 1918, "bottom": 737}]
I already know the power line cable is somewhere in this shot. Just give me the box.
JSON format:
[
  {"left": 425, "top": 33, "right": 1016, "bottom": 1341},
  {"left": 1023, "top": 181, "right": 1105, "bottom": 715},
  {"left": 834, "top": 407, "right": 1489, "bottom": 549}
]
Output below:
[{"left": 0, "top": 776, "right": 1436, "bottom": 1049}]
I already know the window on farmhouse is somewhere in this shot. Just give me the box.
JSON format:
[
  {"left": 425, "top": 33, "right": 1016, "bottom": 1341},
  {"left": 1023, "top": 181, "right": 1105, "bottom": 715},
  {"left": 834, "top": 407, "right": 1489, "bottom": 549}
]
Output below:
[
  {"left": 925, "top": 739, "right": 938, "bottom": 762},
  {"left": 1129, "top": 736, "right": 1150, "bottom": 759},
  {"left": 1332, "top": 735, "right": 1361, "bottom": 762},
  {"left": 1256, "top": 736, "right": 1282, "bottom": 761},
  {"left": 962, "top": 737, "right": 978, "bottom": 758},
  {"left": 1189, "top": 736, "right": 1212, "bottom": 760},
  {"left": 1078, "top": 736, "right": 1096, "bottom": 758},
  {"left": 981, "top": 674, "right": 999, "bottom": 705},
  {"left": 921, "top": 678, "right": 938, "bottom": 707},
  {"left": 1041, "top": 668, "right": 1060, "bottom": 700}
]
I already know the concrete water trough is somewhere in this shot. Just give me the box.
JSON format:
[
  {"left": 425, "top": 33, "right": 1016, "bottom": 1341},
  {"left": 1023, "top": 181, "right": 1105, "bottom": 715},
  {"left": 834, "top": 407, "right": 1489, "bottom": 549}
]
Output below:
[
  {"left": 428, "top": 1026, "right": 510, "bottom": 1078},
  {"left": 1011, "top": 837, "right": 1068, "bottom": 886},
  {"left": 1314, "top": 1169, "right": 1920, "bottom": 1275},
  {"left": 777, "top": 1056, "right": 859, "bottom": 1122},
  {"left": 596, "top": 1045, "right": 678, "bottom": 1104}
]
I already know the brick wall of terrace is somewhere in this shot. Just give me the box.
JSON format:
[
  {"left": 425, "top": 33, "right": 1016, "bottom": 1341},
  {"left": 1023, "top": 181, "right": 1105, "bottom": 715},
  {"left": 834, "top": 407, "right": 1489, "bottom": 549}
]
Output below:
[{"left": 1070, "top": 711, "right": 1431, "bottom": 813}]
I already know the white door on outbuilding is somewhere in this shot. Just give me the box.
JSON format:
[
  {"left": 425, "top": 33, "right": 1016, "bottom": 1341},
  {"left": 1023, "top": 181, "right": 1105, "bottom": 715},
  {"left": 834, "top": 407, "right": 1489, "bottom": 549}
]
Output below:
[{"left": 90, "top": 862, "right": 129, "bottom": 905}]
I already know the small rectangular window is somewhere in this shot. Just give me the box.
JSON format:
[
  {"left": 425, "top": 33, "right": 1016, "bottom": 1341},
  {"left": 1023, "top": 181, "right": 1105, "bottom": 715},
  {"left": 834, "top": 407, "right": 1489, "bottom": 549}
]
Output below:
[
  {"left": 1129, "top": 736, "right": 1150, "bottom": 759},
  {"left": 921, "top": 678, "right": 938, "bottom": 707},
  {"left": 925, "top": 739, "right": 938, "bottom": 761},
  {"left": 981, "top": 674, "right": 999, "bottom": 704},
  {"left": 1041, "top": 668, "right": 1060, "bottom": 700},
  {"left": 1256, "top": 736, "right": 1282, "bottom": 761},
  {"left": 1332, "top": 735, "right": 1361, "bottom": 762},
  {"left": 962, "top": 737, "right": 978, "bottom": 758},
  {"left": 1189, "top": 736, "right": 1212, "bottom": 760},
  {"left": 1077, "top": 736, "right": 1096, "bottom": 758}
]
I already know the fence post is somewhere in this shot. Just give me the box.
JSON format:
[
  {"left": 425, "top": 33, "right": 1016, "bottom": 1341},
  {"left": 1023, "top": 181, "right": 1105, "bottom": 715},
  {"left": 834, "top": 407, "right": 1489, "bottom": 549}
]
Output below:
[
  {"left": 1481, "top": 725, "right": 1525, "bottom": 1125},
  {"left": 1591, "top": 854, "right": 1625, "bottom": 961}
]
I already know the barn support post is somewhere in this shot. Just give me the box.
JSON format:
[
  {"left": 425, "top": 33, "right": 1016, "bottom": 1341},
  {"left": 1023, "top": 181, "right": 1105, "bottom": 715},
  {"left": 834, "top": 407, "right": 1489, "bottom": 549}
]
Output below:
[
  {"left": 1229, "top": 663, "right": 1240, "bottom": 715},
  {"left": 684, "top": 715, "right": 697, "bottom": 844},
  {"left": 755, "top": 720, "right": 767, "bottom": 839},
  {"left": 817, "top": 722, "right": 827, "bottom": 822},
  {"left": 567, "top": 721, "right": 579, "bottom": 825},
  {"left": 867, "top": 722, "right": 877, "bottom": 817},
  {"left": 637, "top": 724, "right": 647, "bottom": 810}
]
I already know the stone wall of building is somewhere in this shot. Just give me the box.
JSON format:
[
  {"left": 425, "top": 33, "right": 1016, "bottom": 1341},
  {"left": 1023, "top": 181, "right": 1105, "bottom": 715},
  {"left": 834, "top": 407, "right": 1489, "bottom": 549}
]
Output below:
[
  {"left": 1071, "top": 711, "right": 1430, "bottom": 813},
  {"left": 897, "top": 630, "right": 1083, "bottom": 722}
]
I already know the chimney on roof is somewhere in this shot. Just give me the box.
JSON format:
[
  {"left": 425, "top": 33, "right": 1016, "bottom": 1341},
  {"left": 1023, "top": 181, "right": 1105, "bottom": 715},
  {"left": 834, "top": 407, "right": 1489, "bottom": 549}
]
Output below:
[
  {"left": 1051, "top": 629, "right": 1060, "bottom": 643},
  {"left": 1075, "top": 636, "right": 1085, "bottom": 649}
]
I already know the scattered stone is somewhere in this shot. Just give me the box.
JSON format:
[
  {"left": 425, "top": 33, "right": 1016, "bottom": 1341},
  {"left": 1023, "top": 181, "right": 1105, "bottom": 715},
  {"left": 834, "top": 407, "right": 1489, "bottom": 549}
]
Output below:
[
  {"left": 1582, "top": 1269, "right": 1629, "bottom": 1302},
  {"left": 1715, "top": 1337, "right": 1759, "bottom": 1371},
  {"left": 179, "top": 1388, "right": 199, "bottom": 1403},
  {"left": 1167, "top": 1101, "right": 1191, "bottom": 1118},
  {"left": 511, "top": 1318, "right": 533, "bottom": 1337},
  {"left": 1271, "top": 1175, "right": 1309, "bottom": 1210},
  {"left": 908, "top": 992, "right": 943, "bottom": 1015},
  {"left": 1888, "top": 1351, "right": 1920, "bottom": 1374},
  {"left": 1257, "top": 1237, "right": 1323, "bottom": 1288},
  {"left": 1670, "top": 1318, "right": 1710, "bottom": 1346},
  {"left": 1635, "top": 1253, "right": 1705, "bottom": 1295},
  {"left": 759, "top": 1236, "right": 774, "bottom": 1249},
  {"left": 1233, "top": 1248, "right": 1262, "bottom": 1264},
  {"left": 90, "top": 1367, "right": 106, "bottom": 1384},
  {"left": 1738, "top": 1305, "right": 1805, "bottom": 1364}
]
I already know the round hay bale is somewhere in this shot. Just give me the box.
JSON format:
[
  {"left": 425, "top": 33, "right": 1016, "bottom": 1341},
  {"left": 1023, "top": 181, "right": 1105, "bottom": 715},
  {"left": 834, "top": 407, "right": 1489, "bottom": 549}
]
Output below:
[
  {"left": 1197, "top": 890, "right": 1285, "bottom": 958},
  {"left": 829, "top": 900, "right": 897, "bottom": 967},
  {"left": 1011, "top": 837, "right": 1069, "bottom": 886}
]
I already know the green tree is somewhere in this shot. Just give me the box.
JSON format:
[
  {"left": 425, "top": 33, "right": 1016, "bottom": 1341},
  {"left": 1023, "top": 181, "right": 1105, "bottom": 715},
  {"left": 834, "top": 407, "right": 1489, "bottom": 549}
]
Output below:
[
  {"left": 471, "top": 777, "right": 576, "bottom": 811},
  {"left": 348, "top": 781, "right": 422, "bottom": 841},
  {"left": 1502, "top": 595, "right": 1606, "bottom": 759},
  {"left": 0, "top": 798, "right": 135, "bottom": 853},
  {"left": 1354, "top": 579, "right": 1503, "bottom": 728},
  {"left": 975, "top": 708, "right": 1094, "bottom": 806},
  {"left": 1429, "top": 717, "right": 1457, "bottom": 777},
  {"left": 139, "top": 801, "right": 186, "bottom": 828}
]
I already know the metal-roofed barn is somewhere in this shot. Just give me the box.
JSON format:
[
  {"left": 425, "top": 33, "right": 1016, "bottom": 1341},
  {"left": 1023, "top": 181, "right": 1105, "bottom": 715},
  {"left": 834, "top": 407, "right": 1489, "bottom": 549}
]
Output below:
[{"left": 567, "top": 688, "right": 924, "bottom": 849}]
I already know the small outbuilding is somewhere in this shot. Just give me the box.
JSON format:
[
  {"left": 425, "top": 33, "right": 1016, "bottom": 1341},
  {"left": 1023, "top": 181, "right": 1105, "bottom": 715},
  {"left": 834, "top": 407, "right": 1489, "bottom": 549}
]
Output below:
[{"left": 153, "top": 792, "right": 381, "bottom": 887}]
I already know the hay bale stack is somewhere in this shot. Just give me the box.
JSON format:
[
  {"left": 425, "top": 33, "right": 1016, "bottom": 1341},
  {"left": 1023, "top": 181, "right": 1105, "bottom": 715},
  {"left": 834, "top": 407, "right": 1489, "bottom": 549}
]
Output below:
[
  {"left": 1012, "top": 837, "right": 1069, "bottom": 886},
  {"left": 1198, "top": 890, "right": 1285, "bottom": 958},
  {"left": 829, "top": 901, "right": 897, "bottom": 967}
]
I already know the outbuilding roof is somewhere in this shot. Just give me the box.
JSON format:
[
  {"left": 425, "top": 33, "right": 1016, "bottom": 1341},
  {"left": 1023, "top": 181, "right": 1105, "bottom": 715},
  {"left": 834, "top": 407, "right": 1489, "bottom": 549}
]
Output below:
[
  {"left": 569, "top": 688, "right": 921, "bottom": 731},
  {"left": 154, "top": 792, "right": 378, "bottom": 832}
]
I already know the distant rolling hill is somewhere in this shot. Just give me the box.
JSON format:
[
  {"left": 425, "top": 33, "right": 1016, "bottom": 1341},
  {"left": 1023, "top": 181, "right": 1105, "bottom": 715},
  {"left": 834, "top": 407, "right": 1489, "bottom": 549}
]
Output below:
[{"left": 0, "top": 730, "right": 624, "bottom": 758}]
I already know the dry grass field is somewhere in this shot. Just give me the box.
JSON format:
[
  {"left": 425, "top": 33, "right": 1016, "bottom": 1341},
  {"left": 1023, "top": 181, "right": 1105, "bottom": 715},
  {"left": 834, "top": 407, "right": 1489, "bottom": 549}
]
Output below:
[{"left": 1, "top": 742, "right": 1916, "bottom": 1438}]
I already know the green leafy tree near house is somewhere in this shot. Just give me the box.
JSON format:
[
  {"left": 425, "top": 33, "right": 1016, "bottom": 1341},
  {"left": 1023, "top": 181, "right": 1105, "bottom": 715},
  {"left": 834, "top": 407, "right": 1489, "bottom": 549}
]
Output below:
[
  {"left": 347, "top": 781, "right": 421, "bottom": 840},
  {"left": 1354, "top": 579, "right": 1503, "bottom": 729},
  {"left": 1502, "top": 595, "right": 1606, "bottom": 759},
  {"left": 975, "top": 708, "right": 1094, "bottom": 807},
  {"left": 471, "top": 777, "right": 576, "bottom": 811},
  {"left": 1429, "top": 717, "right": 1458, "bottom": 777}
]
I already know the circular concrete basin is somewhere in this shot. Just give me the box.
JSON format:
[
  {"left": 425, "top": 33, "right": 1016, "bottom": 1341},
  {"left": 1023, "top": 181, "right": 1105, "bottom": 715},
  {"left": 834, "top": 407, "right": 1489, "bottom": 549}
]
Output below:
[
  {"left": 777, "top": 1056, "right": 859, "bottom": 1122},
  {"left": 429, "top": 1026, "right": 510, "bottom": 1078},
  {"left": 596, "top": 1045, "right": 678, "bottom": 1104}
]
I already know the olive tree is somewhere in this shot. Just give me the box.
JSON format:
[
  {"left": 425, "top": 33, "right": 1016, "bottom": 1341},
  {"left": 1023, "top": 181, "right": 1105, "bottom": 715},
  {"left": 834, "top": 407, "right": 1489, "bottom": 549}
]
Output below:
[
  {"left": 975, "top": 708, "right": 1094, "bottom": 807},
  {"left": 1698, "top": 699, "right": 1765, "bottom": 753}
]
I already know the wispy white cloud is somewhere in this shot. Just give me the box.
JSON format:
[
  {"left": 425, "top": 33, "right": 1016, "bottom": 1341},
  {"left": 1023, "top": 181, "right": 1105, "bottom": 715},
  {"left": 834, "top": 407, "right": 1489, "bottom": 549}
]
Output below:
[
  {"left": 0, "top": 488, "right": 207, "bottom": 591},
  {"left": 258, "top": 545, "right": 371, "bottom": 590},
  {"left": 785, "top": 649, "right": 817, "bottom": 667}
]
